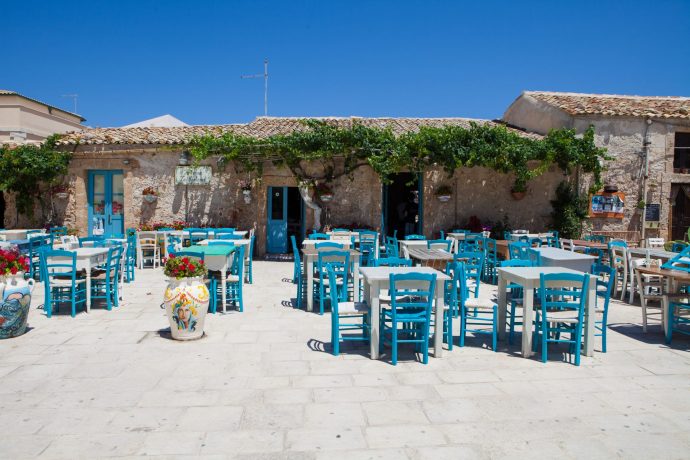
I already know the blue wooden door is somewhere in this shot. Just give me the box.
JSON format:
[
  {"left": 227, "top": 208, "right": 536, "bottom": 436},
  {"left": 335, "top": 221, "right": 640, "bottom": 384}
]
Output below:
[
  {"left": 267, "top": 186, "right": 288, "bottom": 253},
  {"left": 88, "top": 170, "right": 124, "bottom": 236}
]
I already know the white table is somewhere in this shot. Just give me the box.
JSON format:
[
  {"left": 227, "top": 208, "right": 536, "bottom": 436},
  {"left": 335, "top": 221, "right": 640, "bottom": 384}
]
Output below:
[
  {"left": 359, "top": 266, "right": 450, "bottom": 360},
  {"left": 535, "top": 247, "right": 597, "bottom": 273},
  {"left": 398, "top": 240, "right": 428, "bottom": 259},
  {"left": 508, "top": 233, "right": 552, "bottom": 241},
  {"left": 302, "top": 247, "right": 361, "bottom": 312},
  {"left": 0, "top": 230, "right": 47, "bottom": 241},
  {"left": 302, "top": 239, "right": 352, "bottom": 249},
  {"left": 497, "top": 266, "right": 597, "bottom": 358}
]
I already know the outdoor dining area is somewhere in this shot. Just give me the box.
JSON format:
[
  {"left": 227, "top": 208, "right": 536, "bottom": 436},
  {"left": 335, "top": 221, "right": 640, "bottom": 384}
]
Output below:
[{"left": 290, "top": 227, "right": 690, "bottom": 366}]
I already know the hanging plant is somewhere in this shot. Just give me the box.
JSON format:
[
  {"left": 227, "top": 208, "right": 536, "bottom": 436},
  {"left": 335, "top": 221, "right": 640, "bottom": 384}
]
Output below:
[
  {"left": 435, "top": 185, "right": 452, "bottom": 202},
  {"left": 51, "top": 183, "right": 69, "bottom": 199},
  {"left": 142, "top": 186, "right": 158, "bottom": 203},
  {"left": 315, "top": 183, "right": 334, "bottom": 202}
]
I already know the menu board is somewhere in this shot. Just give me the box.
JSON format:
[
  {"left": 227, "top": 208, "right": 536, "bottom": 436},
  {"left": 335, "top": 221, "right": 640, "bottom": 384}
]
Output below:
[
  {"left": 645, "top": 203, "right": 660, "bottom": 222},
  {"left": 590, "top": 191, "right": 625, "bottom": 219}
]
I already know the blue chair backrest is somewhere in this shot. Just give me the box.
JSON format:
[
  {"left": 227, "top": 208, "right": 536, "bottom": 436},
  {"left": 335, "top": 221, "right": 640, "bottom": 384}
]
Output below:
[
  {"left": 331, "top": 228, "right": 349, "bottom": 233},
  {"left": 231, "top": 245, "right": 245, "bottom": 278},
  {"left": 79, "top": 236, "right": 105, "bottom": 247},
  {"left": 452, "top": 229, "right": 469, "bottom": 234},
  {"left": 455, "top": 251, "right": 484, "bottom": 284},
  {"left": 215, "top": 233, "right": 242, "bottom": 240},
  {"left": 672, "top": 242, "right": 688, "bottom": 252},
  {"left": 608, "top": 240, "right": 628, "bottom": 249},
  {"left": 500, "top": 259, "right": 532, "bottom": 267},
  {"left": 388, "top": 272, "right": 436, "bottom": 320},
  {"left": 49, "top": 226, "right": 68, "bottom": 245},
  {"left": 427, "top": 239, "right": 451, "bottom": 251},
  {"left": 539, "top": 273, "right": 589, "bottom": 319},
  {"left": 170, "top": 251, "right": 205, "bottom": 263},
  {"left": 41, "top": 249, "right": 78, "bottom": 281},
  {"left": 187, "top": 228, "right": 209, "bottom": 243},
  {"left": 405, "top": 234, "right": 425, "bottom": 240},
  {"left": 167, "top": 235, "right": 181, "bottom": 255},
  {"left": 207, "top": 241, "right": 236, "bottom": 248},
  {"left": 106, "top": 245, "right": 124, "bottom": 273},
  {"left": 661, "top": 245, "right": 690, "bottom": 272},
  {"left": 508, "top": 241, "right": 530, "bottom": 260},
  {"left": 592, "top": 263, "right": 614, "bottom": 311},
  {"left": 528, "top": 248, "right": 541, "bottom": 266},
  {"left": 309, "top": 233, "right": 330, "bottom": 240},
  {"left": 503, "top": 231, "right": 512, "bottom": 240},
  {"left": 326, "top": 265, "right": 346, "bottom": 313},
  {"left": 385, "top": 236, "right": 399, "bottom": 258},
  {"left": 214, "top": 228, "right": 236, "bottom": 233},
  {"left": 316, "top": 242, "right": 344, "bottom": 249},
  {"left": 375, "top": 257, "right": 412, "bottom": 267},
  {"left": 318, "top": 251, "right": 350, "bottom": 300},
  {"left": 291, "top": 235, "right": 301, "bottom": 266}
]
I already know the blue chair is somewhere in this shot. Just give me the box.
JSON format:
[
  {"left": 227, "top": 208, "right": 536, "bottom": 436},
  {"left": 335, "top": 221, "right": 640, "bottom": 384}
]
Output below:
[
  {"left": 79, "top": 236, "right": 105, "bottom": 247},
  {"left": 221, "top": 245, "right": 244, "bottom": 312},
  {"left": 427, "top": 239, "right": 451, "bottom": 251},
  {"left": 405, "top": 234, "right": 425, "bottom": 240},
  {"left": 90, "top": 245, "right": 123, "bottom": 311},
  {"left": 309, "top": 233, "right": 330, "bottom": 240},
  {"left": 661, "top": 245, "right": 690, "bottom": 272},
  {"left": 529, "top": 237, "right": 543, "bottom": 247},
  {"left": 585, "top": 234, "right": 606, "bottom": 243},
  {"left": 534, "top": 273, "right": 589, "bottom": 366},
  {"left": 585, "top": 247, "right": 604, "bottom": 264},
  {"left": 331, "top": 228, "right": 350, "bottom": 233},
  {"left": 459, "top": 234, "right": 482, "bottom": 252},
  {"left": 671, "top": 241, "right": 688, "bottom": 252},
  {"left": 315, "top": 242, "right": 344, "bottom": 249},
  {"left": 40, "top": 250, "right": 87, "bottom": 318},
  {"left": 455, "top": 251, "right": 484, "bottom": 297},
  {"left": 667, "top": 296, "right": 690, "bottom": 344},
  {"left": 500, "top": 259, "right": 532, "bottom": 345},
  {"left": 483, "top": 238, "right": 498, "bottom": 283},
  {"left": 125, "top": 232, "right": 137, "bottom": 282},
  {"left": 327, "top": 265, "right": 370, "bottom": 355},
  {"left": 385, "top": 236, "right": 399, "bottom": 258},
  {"left": 592, "top": 263, "right": 614, "bottom": 352},
  {"left": 167, "top": 235, "right": 182, "bottom": 255},
  {"left": 186, "top": 228, "right": 209, "bottom": 245},
  {"left": 315, "top": 250, "right": 350, "bottom": 315},
  {"left": 380, "top": 272, "right": 436, "bottom": 365},
  {"left": 508, "top": 241, "right": 530, "bottom": 261},
  {"left": 215, "top": 233, "right": 242, "bottom": 240},
  {"left": 291, "top": 235, "right": 303, "bottom": 308},
  {"left": 528, "top": 248, "right": 542, "bottom": 266},
  {"left": 358, "top": 230, "right": 378, "bottom": 267},
  {"left": 546, "top": 230, "right": 560, "bottom": 247},
  {"left": 27, "top": 235, "right": 50, "bottom": 280},
  {"left": 456, "top": 261, "right": 498, "bottom": 351},
  {"left": 49, "top": 226, "right": 68, "bottom": 245},
  {"left": 503, "top": 231, "right": 512, "bottom": 240},
  {"left": 214, "top": 228, "right": 236, "bottom": 234}
]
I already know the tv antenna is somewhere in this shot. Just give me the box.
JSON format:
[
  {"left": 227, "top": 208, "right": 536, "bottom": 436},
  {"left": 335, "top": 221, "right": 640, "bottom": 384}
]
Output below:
[
  {"left": 241, "top": 59, "right": 269, "bottom": 116},
  {"left": 61, "top": 94, "right": 79, "bottom": 113}
]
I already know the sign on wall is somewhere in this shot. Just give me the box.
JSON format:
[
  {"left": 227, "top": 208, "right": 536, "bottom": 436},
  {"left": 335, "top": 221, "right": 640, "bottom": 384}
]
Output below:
[
  {"left": 589, "top": 191, "right": 625, "bottom": 219},
  {"left": 645, "top": 203, "right": 660, "bottom": 222},
  {"left": 175, "top": 166, "right": 212, "bottom": 185}
]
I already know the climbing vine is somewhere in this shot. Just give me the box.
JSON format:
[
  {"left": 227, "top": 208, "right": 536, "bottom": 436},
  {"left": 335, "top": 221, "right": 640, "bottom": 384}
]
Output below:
[
  {"left": 188, "top": 120, "right": 609, "bottom": 192},
  {"left": 0, "top": 135, "right": 72, "bottom": 219}
]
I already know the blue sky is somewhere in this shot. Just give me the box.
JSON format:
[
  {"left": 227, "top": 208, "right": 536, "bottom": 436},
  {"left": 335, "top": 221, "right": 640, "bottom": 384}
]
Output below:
[{"left": 4, "top": 0, "right": 689, "bottom": 127}]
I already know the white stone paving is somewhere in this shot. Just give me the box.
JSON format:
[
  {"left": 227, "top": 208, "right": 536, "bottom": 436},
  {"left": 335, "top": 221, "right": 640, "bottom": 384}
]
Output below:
[{"left": 0, "top": 261, "right": 689, "bottom": 459}]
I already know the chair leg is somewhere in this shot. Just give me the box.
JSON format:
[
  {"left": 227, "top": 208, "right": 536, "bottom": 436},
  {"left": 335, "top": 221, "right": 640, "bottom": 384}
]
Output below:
[
  {"left": 391, "top": 321, "right": 398, "bottom": 366},
  {"left": 332, "top": 317, "right": 340, "bottom": 356},
  {"left": 492, "top": 306, "right": 498, "bottom": 351}
]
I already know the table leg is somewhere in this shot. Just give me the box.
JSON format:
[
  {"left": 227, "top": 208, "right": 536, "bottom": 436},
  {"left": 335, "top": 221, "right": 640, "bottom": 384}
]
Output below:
[
  {"left": 86, "top": 260, "right": 92, "bottom": 313},
  {"left": 306, "top": 258, "right": 314, "bottom": 312},
  {"left": 583, "top": 274, "right": 596, "bottom": 357},
  {"left": 221, "top": 263, "right": 227, "bottom": 314},
  {"left": 521, "top": 286, "right": 534, "bottom": 358},
  {"left": 663, "top": 277, "right": 673, "bottom": 340},
  {"left": 497, "top": 275, "right": 508, "bottom": 340},
  {"left": 368, "top": 281, "right": 380, "bottom": 359},
  {"left": 434, "top": 281, "right": 444, "bottom": 358},
  {"left": 353, "top": 260, "right": 361, "bottom": 302}
]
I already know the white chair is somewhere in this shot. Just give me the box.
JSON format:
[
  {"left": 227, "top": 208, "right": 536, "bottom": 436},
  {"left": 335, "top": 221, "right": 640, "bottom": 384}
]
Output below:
[
  {"left": 59, "top": 235, "right": 79, "bottom": 250},
  {"left": 646, "top": 237, "right": 665, "bottom": 249},
  {"left": 137, "top": 231, "right": 160, "bottom": 269},
  {"left": 633, "top": 264, "right": 664, "bottom": 332},
  {"left": 560, "top": 239, "right": 574, "bottom": 251},
  {"left": 610, "top": 245, "right": 628, "bottom": 300}
]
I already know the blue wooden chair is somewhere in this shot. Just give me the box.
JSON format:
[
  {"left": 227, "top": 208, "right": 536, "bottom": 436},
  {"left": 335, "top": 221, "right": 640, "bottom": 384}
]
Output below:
[
  {"left": 40, "top": 250, "right": 87, "bottom": 318},
  {"left": 79, "top": 236, "right": 105, "bottom": 247},
  {"left": 456, "top": 261, "right": 498, "bottom": 351},
  {"left": 585, "top": 234, "right": 606, "bottom": 243},
  {"left": 327, "top": 265, "right": 370, "bottom": 355},
  {"left": 331, "top": 228, "right": 350, "bottom": 233},
  {"left": 309, "top": 233, "right": 330, "bottom": 240},
  {"left": 380, "top": 272, "right": 436, "bottom": 365},
  {"left": 385, "top": 236, "right": 399, "bottom": 258},
  {"left": 186, "top": 228, "right": 209, "bottom": 245},
  {"left": 546, "top": 230, "right": 560, "bottom": 247},
  {"left": 454, "top": 251, "right": 484, "bottom": 297},
  {"left": 315, "top": 242, "right": 344, "bottom": 249},
  {"left": 215, "top": 233, "right": 242, "bottom": 240},
  {"left": 528, "top": 248, "right": 542, "bottom": 266},
  {"left": 167, "top": 235, "right": 182, "bottom": 255},
  {"left": 405, "top": 234, "right": 425, "bottom": 240},
  {"left": 671, "top": 241, "right": 688, "bottom": 252},
  {"left": 534, "top": 272, "right": 589, "bottom": 366},
  {"left": 358, "top": 230, "right": 378, "bottom": 267},
  {"left": 221, "top": 246, "right": 245, "bottom": 312},
  {"left": 592, "top": 263, "right": 614, "bottom": 352},
  {"left": 503, "top": 231, "right": 512, "bottom": 240},
  {"left": 290, "top": 235, "right": 303, "bottom": 308},
  {"left": 90, "top": 245, "right": 123, "bottom": 311},
  {"left": 315, "top": 250, "right": 350, "bottom": 315},
  {"left": 27, "top": 235, "right": 50, "bottom": 280},
  {"left": 508, "top": 241, "right": 530, "bottom": 261},
  {"left": 500, "top": 259, "right": 532, "bottom": 345},
  {"left": 661, "top": 245, "right": 690, "bottom": 272},
  {"left": 49, "top": 226, "right": 68, "bottom": 245},
  {"left": 125, "top": 232, "right": 137, "bottom": 282},
  {"left": 483, "top": 238, "right": 498, "bottom": 283},
  {"left": 459, "top": 234, "right": 482, "bottom": 252},
  {"left": 427, "top": 239, "right": 451, "bottom": 251},
  {"left": 529, "top": 237, "right": 543, "bottom": 247}
]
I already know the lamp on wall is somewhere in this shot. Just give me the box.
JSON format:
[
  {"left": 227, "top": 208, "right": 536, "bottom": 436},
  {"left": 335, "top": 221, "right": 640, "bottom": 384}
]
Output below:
[
  {"left": 179, "top": 151, "right": 191, "bottom": 166},
  {"left": 122, "top": 159, "right": 131, "bottom": 165}
]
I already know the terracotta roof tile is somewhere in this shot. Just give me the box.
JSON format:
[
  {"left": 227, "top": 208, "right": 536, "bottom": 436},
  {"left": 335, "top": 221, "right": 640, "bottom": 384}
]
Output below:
[
  {"left": 525, "top": 91, "right": 690, "bottom": 119},
  {"left": 57, "top": 116, "right": 539, "bottom": 146}
]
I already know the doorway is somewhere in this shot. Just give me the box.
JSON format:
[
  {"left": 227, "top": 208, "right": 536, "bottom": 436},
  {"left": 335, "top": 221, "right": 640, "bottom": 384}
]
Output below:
[
  {"left": 671, "top": 184, "right": 690, "bottom": 241},
  {"left": 382, "top": 173, "right": 423, "bottom": 239},
  {"left": 267, "top": 186, "right": 304, "bottom": 253},
  {"left": 87, "top": 170, "right": 124, "bottom": 236}
]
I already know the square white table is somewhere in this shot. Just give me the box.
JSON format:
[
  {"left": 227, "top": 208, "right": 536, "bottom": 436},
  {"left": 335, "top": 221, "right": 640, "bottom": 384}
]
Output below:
[
  {"left": 47, "top": 248, "right": 109, "bottom": 312},
  {"left": 0, "top": 230, "right": 47, "bottom": 241},
  {"left": 302, "top": 247, "right": 361, "bottom": 312},
  {"left": 497, "top": 266, "right": 597, "bottom": 358},
  {"left": 535, "top": 247, "right": 597, "bottom": 273},
  {"left": 359, "top": 266, "right": 450, "bottom": 360},
  {"left": 185, "top": 245, "right": 237, "bottom": 313}
]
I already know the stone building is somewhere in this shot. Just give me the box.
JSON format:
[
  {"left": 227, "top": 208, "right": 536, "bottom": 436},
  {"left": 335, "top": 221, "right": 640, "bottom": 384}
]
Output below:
[
  {"left": 503, "top": 91, "right": 690, "bottom": 242},
  {"left": 50, "top": 117, "right": 561, "bottom": 256}
]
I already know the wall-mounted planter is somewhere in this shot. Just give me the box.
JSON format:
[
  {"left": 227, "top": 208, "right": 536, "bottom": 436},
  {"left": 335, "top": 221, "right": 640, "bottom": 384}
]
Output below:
[
  {"left": 143, "top": 194, "right": 158, "bottom": 203},
  {"left": 242, "top": 189, "right": 252, "bottom": 204},
  {"left": 320, "top": 194, "right": 334, "bottom": 202},
  {"left": 437, "top": 195, "right": 452, "bottom": 202},
  {"left": 54, "top": 192, "right": 68, "bottom": 200},
  {"left": 511, "top": 191, "right": 526, "bottom": 201}
]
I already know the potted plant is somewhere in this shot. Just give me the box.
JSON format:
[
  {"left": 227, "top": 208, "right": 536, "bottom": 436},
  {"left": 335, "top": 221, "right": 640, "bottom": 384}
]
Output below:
[
  {"left": 51, "top": 184, "right": 69, "bottom": 199},
  {"left": 239, "top": 179, "right": 252, "bottom": 204},
  {"left": 511, "top": 182, "right": 527, "bottom": 200},
  {"left": 162, "top": 255, "right": 209, "bottom": 341},
  {"left": 0, "top": 249, "right": 34, "bottom": 339},
  {"left": 316, "top": 183, "right": 334, "bottom": 202},
  {"left": 435, "top": 185, "right": 452, "bottom": 202},
  {"left": 637, "top": 199, "right": 646, "bottom": 210},
  {"left": 142, "top": 186, "right": 158, "bottom": 203}
]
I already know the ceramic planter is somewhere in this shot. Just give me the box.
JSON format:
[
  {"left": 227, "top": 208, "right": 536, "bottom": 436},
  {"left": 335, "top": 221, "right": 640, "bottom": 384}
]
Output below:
[
  {"left": 319, "top": 194, "right": 333, "bottom": 202},
  {"left": 54, "top": 192, "right": 68, "bottom": 199},
  {"left": 511, "top": 191, "right": 526, "bottom": 200},
  {"left": 163, "top": 277, "right": 209, "bottom": 340},
  {"left": 0, "top": 272, "right": 35, "bottom": 339},
  {"left": 143, "top": 194, "right": 158, "bottom": 203},
  {"left": 437, "top": 195, "right": 451, "bottom": 202},
  {"left": 242, "top": 189, "right": 252, "bottom": 204}
]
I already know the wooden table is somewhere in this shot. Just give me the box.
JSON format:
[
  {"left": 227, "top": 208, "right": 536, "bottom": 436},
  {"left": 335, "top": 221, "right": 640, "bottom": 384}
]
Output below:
[
  {"left": 496, "top": 240, "right": 510, "bottom": 260},
  {"left": 507, "top": 232, "right": 551, "bottom": 241},
  {"left": 635, "top": 266, "right": 690, "bottom": 341},
  {"left": 301, "top": 247, "right": 361, "bottom": 312},
  {"left": 185, "top": 245, "right": 236, "bottom": 312},
  {"left": 359, "top": 266, "right": 450, "bottom": 359},
  {"left": 407, "top": 247, "right": 453, "bottom": 271},
  {"left": 497, "top": 266, "right": 597, "bottom": 358},
  {"left": 572, "top": 240, "right": 608, "bottom": 250},
  {"left": 535, "top": 247, "right": 597, "bottom": 273}
]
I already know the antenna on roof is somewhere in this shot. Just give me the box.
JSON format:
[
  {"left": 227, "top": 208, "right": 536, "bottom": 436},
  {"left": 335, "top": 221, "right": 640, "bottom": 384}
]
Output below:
[
  {"left": 241, "top": 59, "right": 268, "bottom": 116},
  {"left": 61, "top": 94, "right": 79, "bottom": 113}
]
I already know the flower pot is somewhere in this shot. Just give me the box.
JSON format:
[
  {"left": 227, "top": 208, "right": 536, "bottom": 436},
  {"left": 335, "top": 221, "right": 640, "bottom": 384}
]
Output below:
[
  {"left": 320, "top": 194, "right": 333, "bottom": 202},
  {"left": 163, "top": 277, "right": 209, "bottom": 340},
  {"left": 242, "top": 189, "right": 252, "bottom": 204},
  {"left": 0, "top": 272, "right": 35, "bottom": 339},
  {"left": 143, "top": 194, "right": 158, "bottom": 203},
  {"left": 437, "top": 195, "right": 451, "bottom": 202},
  {"left": 511, "top": 191, "right": 526, "bottom": 200},
  {"left": 54, "top": 192, "right": 68, "bottom": 199}
]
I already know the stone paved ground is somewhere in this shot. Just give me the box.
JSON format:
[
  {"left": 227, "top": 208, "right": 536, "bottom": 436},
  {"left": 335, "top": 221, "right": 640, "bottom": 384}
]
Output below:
[{"left": 1, "top": 261, "right": 689, "bottom": 459}]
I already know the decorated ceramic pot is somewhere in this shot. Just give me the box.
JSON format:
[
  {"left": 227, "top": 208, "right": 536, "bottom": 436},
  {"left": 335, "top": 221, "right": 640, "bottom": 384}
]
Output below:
[
  {"left": 0, "top": 272, "right": 35, "bottom": 339},
  {"left": 163, "top": 277, "right": 209, "bottom": 340}
]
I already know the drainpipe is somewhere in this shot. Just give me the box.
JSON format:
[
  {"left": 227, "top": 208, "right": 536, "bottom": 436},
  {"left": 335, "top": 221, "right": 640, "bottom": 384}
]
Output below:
[
  {"left": 640, "top": 118, "right": 652, "bottom": 243},
  {"left": 299, "top": 186, "right": 321, "bottom": 231}
]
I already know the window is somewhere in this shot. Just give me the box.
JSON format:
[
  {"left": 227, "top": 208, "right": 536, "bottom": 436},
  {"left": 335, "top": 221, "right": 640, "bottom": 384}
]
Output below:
[{"left": 673, "top": 132, "right": 690, "bottom": 171}]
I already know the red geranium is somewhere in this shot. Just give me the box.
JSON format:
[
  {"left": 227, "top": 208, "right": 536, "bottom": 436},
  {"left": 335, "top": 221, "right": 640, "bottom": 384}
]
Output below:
[{"left": 0, "top": 248, "right": 29, "bottom": 275}]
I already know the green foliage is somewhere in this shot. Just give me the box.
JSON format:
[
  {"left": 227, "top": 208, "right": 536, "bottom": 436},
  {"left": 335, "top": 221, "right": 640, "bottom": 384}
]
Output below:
[
  {"left": 0, "top": 135, "right": 72, "bottom": 218},
  {"left": 188, "top": 120, "right": 609, "bottom": 192},
  {"left": 550, "top": 181, "right": 589, "bottom": 239}
]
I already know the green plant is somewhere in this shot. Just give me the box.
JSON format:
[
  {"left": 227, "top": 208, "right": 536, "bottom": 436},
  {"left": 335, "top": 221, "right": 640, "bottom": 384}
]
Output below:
[
  {"left": 637, "top": 200, "right": 646, "bottom": 209},
  {"left": 550, "top": 181, "right": 588, "bottom": 239},
  {"left": 163, "top": 255, "right": 207, "bottom": 279},
  {"left": 0, "top": 135, "right": 72, "bottom": 220},
  {"left": 435, "top": 185, "right": 452, "bottom": 196}
]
